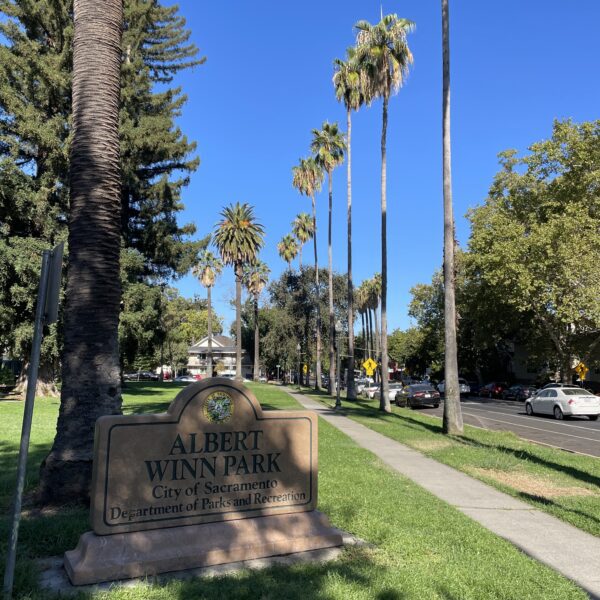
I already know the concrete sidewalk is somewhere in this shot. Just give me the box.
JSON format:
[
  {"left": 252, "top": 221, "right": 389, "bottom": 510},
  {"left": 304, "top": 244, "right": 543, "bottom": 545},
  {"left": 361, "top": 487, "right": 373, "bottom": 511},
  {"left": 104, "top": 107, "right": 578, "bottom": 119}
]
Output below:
[{"left": 286, "top": 389, "right": 600, "bottom": 599}]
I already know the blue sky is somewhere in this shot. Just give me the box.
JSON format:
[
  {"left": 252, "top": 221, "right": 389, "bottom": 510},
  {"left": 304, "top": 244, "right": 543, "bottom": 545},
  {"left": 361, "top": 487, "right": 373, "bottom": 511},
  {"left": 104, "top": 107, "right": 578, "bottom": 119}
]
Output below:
[{"left": 169, "top": 0, "right": 600, "bottom": 334}]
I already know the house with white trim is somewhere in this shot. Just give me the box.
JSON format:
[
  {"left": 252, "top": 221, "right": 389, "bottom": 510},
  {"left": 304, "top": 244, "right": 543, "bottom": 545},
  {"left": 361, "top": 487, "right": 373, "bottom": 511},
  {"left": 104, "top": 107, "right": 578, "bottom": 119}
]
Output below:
[{"left": 187, "top": 335, "right": 252, "bottom": 379}]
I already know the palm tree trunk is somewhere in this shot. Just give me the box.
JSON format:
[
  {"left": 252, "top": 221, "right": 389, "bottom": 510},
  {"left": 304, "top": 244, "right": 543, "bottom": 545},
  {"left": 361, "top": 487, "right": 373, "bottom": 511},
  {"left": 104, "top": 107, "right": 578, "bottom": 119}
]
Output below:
[
  {"left": 235, "top": 264, "right": 243, "bottom": 381},
  {"left": 253, "top": 295, "right": 260, "bottom": 381},
  {"left": 346, "top": 107, "right": 356, "bottom": 400},
  {"left": 207, "top": 285, "right": 213, "bottom": 377},
  {"left": 311, "top": 195, "right": 322, "bottom": 390},
  {"left": 298, "top": 246, "right": 302, "bottom": 270},
  {"left": 442, "top": 0, "right": 463, "bottom": 434},
  {"left": 367, "top": 308, "right": 374, "bottom": 360},
  {"left": 39, "top": 0, "right": 123, "bottom": 504},
  {"left": 374, "top": 303, "right": 380, "bottom": 359},
  {"left": 361, "top": 311, "right": 366, "bottom": 363},
  {"left": 379, "top": 94, "right": 390, "bottom": 412},
  {"left": 327, "top": 170, "right": 335, "bottom": 396}
]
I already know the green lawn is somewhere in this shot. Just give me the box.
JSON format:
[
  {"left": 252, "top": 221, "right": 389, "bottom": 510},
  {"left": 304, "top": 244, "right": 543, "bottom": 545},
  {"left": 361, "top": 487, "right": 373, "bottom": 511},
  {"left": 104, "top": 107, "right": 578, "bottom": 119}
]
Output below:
[
  {"left": 0, "top": 383, "right": 587, "bottom": 599},
  {"left": 301, "top": 388, "right": 600, "bottom": 538}
]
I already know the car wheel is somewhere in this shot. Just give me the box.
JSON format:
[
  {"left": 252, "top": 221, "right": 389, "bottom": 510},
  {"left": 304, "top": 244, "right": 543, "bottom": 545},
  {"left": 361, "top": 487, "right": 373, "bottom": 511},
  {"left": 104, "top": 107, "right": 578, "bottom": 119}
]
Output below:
[
  {"left": 554, "top": 406, "right": 564, "bottom": 420},
  {"left": 433, "top": 403, "right": 440, "bottom": 409},
  {"left": 525, "top": 403, "right": 533, "bottom": 416},
  {"left": 589, "top": 415, "right": 598, "bottom": 421}
]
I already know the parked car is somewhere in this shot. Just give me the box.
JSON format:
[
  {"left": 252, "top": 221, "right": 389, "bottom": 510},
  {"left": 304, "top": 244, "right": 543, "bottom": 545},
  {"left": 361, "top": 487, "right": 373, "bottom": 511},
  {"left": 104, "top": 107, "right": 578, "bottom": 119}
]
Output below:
[
  {"left": 542, "top": 382, "right": 574, "bottom": 390},
  {"left": 124, "top": 371, "right": 159, "bottom": 381},
  {"left": 479, "top": 382, "right": 508, "bottom": 398},
  {"left": 437, "top": 378, "right": 470, "bottom": 396},
  {"left": 173, "top": 374, "right": 197, "bottom": 383},
  {"left": 258, "top": 375, "right": 268, "bottom": 383},
  {"left": 362, "top": 383, "right": 380, "bottom": 399},
  {"left": 502, "top": 384, "right": 538, "bottom": 401},
  {"left": 467, "top": 381, "right": 481, "bottom": 397},
  {"left": 525, "top": 387, "right": 600, "bottom": 420},
  {"left": 396, "top": 383, "right": 440, "bottom": 409},
  {"left": 387, "top": 382, "right": 404, "bottom": 402},
  {"left": 355, "top": 377, "right": 374, "bottom": 395}
]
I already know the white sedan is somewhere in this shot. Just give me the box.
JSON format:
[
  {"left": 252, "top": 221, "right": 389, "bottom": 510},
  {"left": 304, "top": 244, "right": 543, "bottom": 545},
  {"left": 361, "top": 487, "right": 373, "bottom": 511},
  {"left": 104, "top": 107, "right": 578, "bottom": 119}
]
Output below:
[
  {"left": 437, "top": 378, "right": 470, "bottom": 396},
  {"left": 525, "top": 387, "right": 600, "bottom": 420}
]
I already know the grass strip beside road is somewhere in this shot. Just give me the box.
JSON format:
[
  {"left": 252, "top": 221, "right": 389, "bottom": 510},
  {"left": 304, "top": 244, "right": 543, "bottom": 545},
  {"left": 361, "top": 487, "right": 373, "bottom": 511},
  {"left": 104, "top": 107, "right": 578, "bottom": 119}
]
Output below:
[
  {"left": 0, "top": 382, "right": 586, "bottom": 599},
  {"left": 302, "top": 388, "right": 600, "bottom": 538}
]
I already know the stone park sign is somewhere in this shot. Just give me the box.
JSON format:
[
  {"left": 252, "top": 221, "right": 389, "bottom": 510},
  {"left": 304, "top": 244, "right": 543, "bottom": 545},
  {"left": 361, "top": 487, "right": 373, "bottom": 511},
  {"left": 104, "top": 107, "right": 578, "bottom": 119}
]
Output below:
[{"left": 65, "top": 379, "right": 342, "bottom": 584}]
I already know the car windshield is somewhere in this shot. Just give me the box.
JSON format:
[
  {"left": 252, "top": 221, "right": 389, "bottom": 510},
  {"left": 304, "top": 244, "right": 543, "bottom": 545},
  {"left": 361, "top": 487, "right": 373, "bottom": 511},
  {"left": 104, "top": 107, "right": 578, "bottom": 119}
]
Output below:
[
  {"left": 410, "top": 384, "right": 435, "bottom": 391},
  {"left": 562, "top": 389, "right": 594, "bottom": 396}
]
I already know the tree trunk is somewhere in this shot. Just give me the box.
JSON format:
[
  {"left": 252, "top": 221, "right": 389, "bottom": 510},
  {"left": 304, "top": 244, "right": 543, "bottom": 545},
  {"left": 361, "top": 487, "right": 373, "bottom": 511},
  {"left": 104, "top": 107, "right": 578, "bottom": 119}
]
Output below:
[
  {"left": 207, "top": 285, "right": 213, "bottom": 377},
  {"left": 361, "top": 311, "right": 366, "bottom": 363},
  {"left": 39, "top": 0, "right": 123, "bottom": 504},
  {"left": 298, "top": 246, "right": 302, "bottom": 270},
  {"left": 379, "top": 95, "right": 390, "bottom": 412},
  {"left": 235, "top": 264, "right": 243, "bottom": 381},
  {"left": 14, "top": 360, "right": 59, "bottom": 399},
  {"left": 441, "top": 0, "right": 463, "bottom": 434},
  {"left": 367, "top": 308, "right": 373, "bottom": 360},
  {"left": 253, "top": 295, "right": 260, "bottom": 381},
  {"left": 312, "top": 195, "right": 322, "bottom": 390},
  {"left": 374, "top": 303, "right": 380, "bottom": 359},
  {"left": 346, "top": 107, "right": 356, "bottom": 400},
  {"left": 327, "top": 170, "right": 335, "bottom": 396}
]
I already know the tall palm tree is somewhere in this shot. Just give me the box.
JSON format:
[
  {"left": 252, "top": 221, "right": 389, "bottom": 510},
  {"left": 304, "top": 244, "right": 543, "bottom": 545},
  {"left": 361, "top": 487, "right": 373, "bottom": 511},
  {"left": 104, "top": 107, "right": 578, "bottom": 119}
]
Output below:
[
  {"left": 277, "top": 234, "right": 299, "bottom": 271},
  {"left": 192, "top": 250, "right": 223, "bottom": 378},
  {"left": 333, "top": 48, "right": 365, "bottom": 401},
  {"left": 311, "top": 121, "right": 346, "bottom": 395},
  {"left": 441, "top": 0, "right": 463, "bottom": 434},
  {"left": 39, "top": 0, "right": 123, "bottom": 503},
  {"left": 355, "top": 14, "right": 415, "bottom": 412},
  {"left": 370, "top": 273, "right": 382, "bottom": 360},
  {"left": 292, "top": 157, "right": 324, "bottom": 390},
  {"left": 213, "top": 203, "right": 265, "bottom": 381},
  {"left": 243, "top": 260, "right": 270, "bottom": 382},
  {"left": 356, "top": 282, "right": 370, "bottom": 359},
  {"left": 292, "top": 212, "right": 314, "bottom": 269}
]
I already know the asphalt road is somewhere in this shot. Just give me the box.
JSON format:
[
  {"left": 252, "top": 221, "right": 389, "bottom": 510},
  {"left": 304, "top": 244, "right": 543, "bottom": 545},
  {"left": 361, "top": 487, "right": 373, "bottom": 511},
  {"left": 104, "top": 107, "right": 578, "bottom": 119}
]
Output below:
[{"left": 413, "top": 397, "right": 600, "bottom": 457}]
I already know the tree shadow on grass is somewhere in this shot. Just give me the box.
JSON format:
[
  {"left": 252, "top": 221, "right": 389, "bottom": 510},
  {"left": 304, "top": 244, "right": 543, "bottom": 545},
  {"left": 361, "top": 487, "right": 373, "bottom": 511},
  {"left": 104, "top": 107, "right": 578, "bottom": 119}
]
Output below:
[
  {"left": 124, "top": 401, "right": 173, "bottom": 415},
  {"left": 116, "top": 546, "right": 406, "bottom": 600},
  {"left": 516, "top": 491, "right": 600, "bottom": 530}
]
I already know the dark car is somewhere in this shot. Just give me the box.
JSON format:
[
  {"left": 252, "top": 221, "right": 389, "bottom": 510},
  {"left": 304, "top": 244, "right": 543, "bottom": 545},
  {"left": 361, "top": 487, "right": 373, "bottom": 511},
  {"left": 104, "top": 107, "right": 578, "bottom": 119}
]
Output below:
[
  {"left": 467, "top": 381, "right": 481, "bottom": 397},
  {"left": 502, "top": 384, "right": 537, "bottom": 402},
  {"left": 123, "top": 371, "right": 159, "bottom": 381},
  {"left": 396, "top": 383, "right": 440, "bottom": 409},
  {"left": 480, "top": 382, "right": 508, "bottom": 398}
]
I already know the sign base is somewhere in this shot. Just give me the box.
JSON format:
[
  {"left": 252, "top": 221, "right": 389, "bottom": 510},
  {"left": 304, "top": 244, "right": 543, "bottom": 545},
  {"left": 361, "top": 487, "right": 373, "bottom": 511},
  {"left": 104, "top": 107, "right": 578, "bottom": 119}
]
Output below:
[{"left": 64, "top": 510, "right": 343, "bottom": 585}]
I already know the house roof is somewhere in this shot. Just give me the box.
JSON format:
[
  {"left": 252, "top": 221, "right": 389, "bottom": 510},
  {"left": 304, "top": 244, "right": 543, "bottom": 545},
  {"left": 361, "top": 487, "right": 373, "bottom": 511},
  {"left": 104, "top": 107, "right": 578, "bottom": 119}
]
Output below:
[{"left": 189, "top": 335, "right": 246, "bottom": 355}]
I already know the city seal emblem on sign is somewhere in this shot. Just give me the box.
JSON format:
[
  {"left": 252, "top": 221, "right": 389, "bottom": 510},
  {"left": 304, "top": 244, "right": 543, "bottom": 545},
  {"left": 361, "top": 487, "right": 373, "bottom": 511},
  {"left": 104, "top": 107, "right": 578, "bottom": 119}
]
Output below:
[{"left": 203, "top": 391, "right": 234, "bottom": 424}]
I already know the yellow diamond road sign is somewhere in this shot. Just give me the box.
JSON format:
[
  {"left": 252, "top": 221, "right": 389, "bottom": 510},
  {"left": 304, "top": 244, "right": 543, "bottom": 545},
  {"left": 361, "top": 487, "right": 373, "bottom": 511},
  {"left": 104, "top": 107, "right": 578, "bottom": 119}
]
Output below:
[
  {"left": 363, "top": 358, "right": 377, "bottom": 374},
  {"left": 302, "top": 364, "right": 308, "bottom": 374}
]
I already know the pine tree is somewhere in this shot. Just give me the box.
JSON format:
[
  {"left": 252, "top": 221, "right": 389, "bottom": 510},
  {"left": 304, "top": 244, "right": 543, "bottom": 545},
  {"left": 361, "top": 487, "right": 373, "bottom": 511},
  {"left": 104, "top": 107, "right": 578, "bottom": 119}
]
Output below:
[{"left": 0, "top": 0, "right": 205, "bottom": 401}]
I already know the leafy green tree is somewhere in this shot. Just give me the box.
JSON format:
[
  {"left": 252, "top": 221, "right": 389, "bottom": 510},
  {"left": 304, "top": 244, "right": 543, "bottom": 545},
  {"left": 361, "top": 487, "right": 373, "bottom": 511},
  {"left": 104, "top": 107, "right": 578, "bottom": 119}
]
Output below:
[
  {"left": 355, "top": 13, "right": 414, "bottom": 412},
  {"left": 441, "top": 0, "right": 463, "bottom": 433},
  {"left": 291, "top": 212, "right": 314, "bottom": 269},
  {"left": 213, "top": 202, "right": 265, "bottom": 380},
  {"left": 292, "top": 157, "right": 325, "bottom": 389},
  {"left": 0, "top": 0, "right": 203, "bottom": 401},
  {"left": 243, "top": 260, "right": 270, "bottom": 380},
  {"left": 192, "top": 250, "right": 223, "bottom": 376},
  {"left": 468, "top": 120, "right": 600, "bottom": 382},
  {"left": 311, "top": 121, "right": 346, "bottom": 395},
  {"left": 242, "top": 268, "right": 349, "bottom": 383},
  {"left": 333, "top": 47, "right": 365, "bottom": 400},
  {"left": 277, "top": 234, "right": 299, "bottom": 271}
]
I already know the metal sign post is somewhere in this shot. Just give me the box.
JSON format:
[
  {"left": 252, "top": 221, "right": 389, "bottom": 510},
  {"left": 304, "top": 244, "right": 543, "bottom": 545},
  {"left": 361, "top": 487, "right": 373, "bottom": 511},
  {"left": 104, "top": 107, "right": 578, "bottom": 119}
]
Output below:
[{"left": 3, "top": 243, "right": 63, "bottom": 600}]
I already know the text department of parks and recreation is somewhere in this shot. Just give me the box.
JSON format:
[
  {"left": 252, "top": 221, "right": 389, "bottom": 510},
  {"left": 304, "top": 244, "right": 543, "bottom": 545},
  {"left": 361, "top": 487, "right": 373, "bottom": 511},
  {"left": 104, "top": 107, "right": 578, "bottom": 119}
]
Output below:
[{"left": 106, "top": 428, "right": 309, "bottom": 524}]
